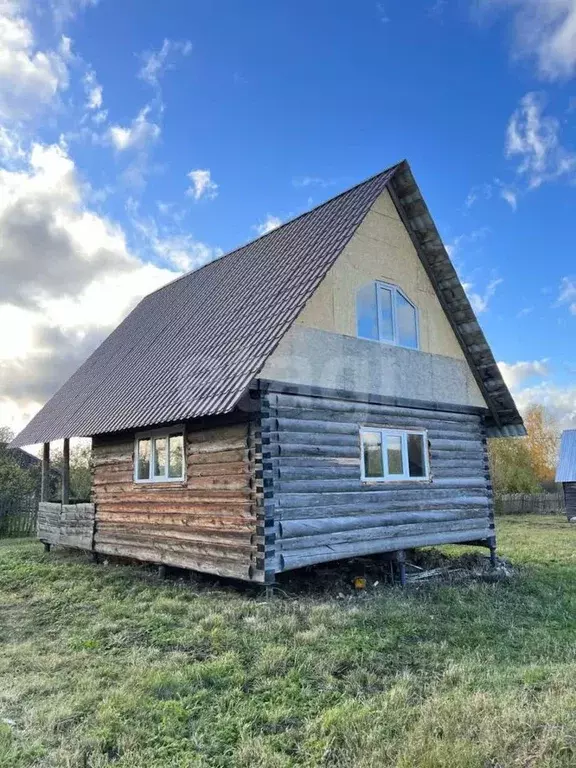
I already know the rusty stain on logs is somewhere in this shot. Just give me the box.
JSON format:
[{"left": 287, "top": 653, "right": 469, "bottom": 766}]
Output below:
[{"left": 92, "top": 418, "right": 260, "bottom": 580}]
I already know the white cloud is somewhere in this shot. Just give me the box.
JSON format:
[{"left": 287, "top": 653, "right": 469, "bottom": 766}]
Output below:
[
  {"left": 292, "top": 175, "right": 334, "bottom": 188},
  {"left": 497, "top": 357, "right": 576, "bottom": 431},
  {"left": 0, "top": 1, "right": 70, "bottom": 121},
  {"left": 186, "top": 168, "right": 218, "bottom": 201},
  {"left": 109, "top": 106, "right": 160, "bottom": 152},
  {"left": 499, "top": 185, "right": 518, "bottom": 209},
  {"left": 139, "top": 38, "right": 192, "bottom": 88},
  {"left": 505, "top": 92, "right": 576, "bottom": 187},
  {"left": 463, "top": 277, "right": 503, "bottom": 315},
  {"left": 557, "top": 276, "right": 576, "bottom": 314},
  {"left": 51, "top": 0, "right": 99, "bottom": 28},
  {"left": 482, "top": 0, "right": 576, "bottom": 81},
  {"left": 0, "top": 138, "right": 180, "bottom": 434},
  {"left": 253, "top": 214, "right": 282, "bottom": 236},
  {"left": 129, "top": 209, "right": 221, "bottom": 273},
  {"left": 514, "top": 382, "right": 576, "bottom": 431},
  {"left": 498, "top": 359, "right": 549, "bottom": 390},
  {"left": 83, "top": 68, "right": 102, "bottom": 110}
]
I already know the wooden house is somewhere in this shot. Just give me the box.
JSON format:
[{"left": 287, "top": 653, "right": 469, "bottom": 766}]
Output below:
[
  {"left": 556, "top": 430, "right": 576, "bottom": 522},
  {"left": 11, "top": 161, "right": 525, "bottom": 584}
]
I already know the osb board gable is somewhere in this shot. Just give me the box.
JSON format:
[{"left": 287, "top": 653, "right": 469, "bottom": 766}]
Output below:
[{"left": 296, "top": 188, "right": 471, "bottom": 364}]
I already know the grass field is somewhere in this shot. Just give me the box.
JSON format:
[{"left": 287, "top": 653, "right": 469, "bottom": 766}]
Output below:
[{"left": 1, "top": 516, "right": 575, "bottom": 767}]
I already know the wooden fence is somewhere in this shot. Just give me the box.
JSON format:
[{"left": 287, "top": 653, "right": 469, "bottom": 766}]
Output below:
[
  {"left": 0, "top": 495, "right": 38, "bottom": 538},
  {"left": 495, "top": 492, "right": 565, "bottom": 516}
]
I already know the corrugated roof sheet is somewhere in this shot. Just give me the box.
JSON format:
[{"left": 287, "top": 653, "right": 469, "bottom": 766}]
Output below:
[
  {"left": 11, "top": 160, "right": 524, "bottom": 447},
  {"left": 556, "top": 430, "right": 576, "bottom": 482}
]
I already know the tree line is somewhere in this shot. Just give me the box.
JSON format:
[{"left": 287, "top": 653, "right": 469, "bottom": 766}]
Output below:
[
  {"left": 0, "top": 427, "right": 92, "bottom": 503},
  {"left": 488, "top": 405, "right": 560, "bottom": 494}
]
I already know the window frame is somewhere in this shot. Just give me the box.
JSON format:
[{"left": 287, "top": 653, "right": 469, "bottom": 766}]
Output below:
[
  {"left": 360, "top": 426, "right": 430, "bottom": 483},
  {"left": 358, "top": 281, "right": 420, "bottom": 350},
  {"left": 134, "top": 425, "right": 186, "bottom": 484}
]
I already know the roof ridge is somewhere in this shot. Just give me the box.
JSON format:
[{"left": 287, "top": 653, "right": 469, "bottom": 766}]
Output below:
[{"left": 142, "top": 161, "right": 404, "bottom": 301}]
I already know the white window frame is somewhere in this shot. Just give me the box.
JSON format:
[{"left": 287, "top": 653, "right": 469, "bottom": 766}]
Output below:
[
  {"left": 134, "top": 425, "right": 186, "bottom": 483},
  {"left": 360, "top": 426, "right": 430, "bottom": 483},
  {"left": 359, "top": 281, "right": 420, "bottom": 350}
]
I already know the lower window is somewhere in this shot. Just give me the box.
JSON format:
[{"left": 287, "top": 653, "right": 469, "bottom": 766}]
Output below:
[
  {"left": 135, "top": 428, "right": 185, "bottom": 482},
  {"left": 360, "top": 427, "right": 429, "bottom": 481}
]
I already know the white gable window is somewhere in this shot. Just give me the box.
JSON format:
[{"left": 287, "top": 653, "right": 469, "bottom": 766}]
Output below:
[
  {"left": 360, "top": 427, "right": 429, "bottom": 482},
  {"left": 135, "top": 427, "right": 185, "bottom": 482},
  {"left": 357, "top": 281, "right": 419, "bottom": 349}
]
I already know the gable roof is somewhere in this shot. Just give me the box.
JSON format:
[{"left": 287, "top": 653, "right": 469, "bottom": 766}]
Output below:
[
  {"left": 556, "top": 430, "right": 576, "bottom": 482},
  {"left": 11, "top": 161, "right": 524, "bottom": 447}
]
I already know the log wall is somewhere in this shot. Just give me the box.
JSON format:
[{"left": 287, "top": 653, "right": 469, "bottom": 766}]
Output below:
[
  {"left": 92, "top": 419, "right": 262, "bottom": 581},
  {"left": 563, "top": 483, "right": 576, "bottom": 521},
  {"left": 38, "top": 501, "right": 95, "bottom": 549},
  {"left": 261, "top": 388, "right": 494, "bottom": 572}
]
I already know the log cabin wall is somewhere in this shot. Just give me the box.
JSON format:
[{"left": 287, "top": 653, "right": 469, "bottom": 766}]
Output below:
[
  {"left": 563, "top": 482, "right": 576, "bottom": 521},
  {"left": 261, "top": 385, "right": 495, "bottom": 573},
  {"left": 91, "top": 416, "right": 263, "bottom": 581}
]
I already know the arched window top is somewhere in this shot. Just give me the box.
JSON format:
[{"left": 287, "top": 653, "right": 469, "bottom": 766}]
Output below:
[{"left": 357, "top": 281, "right": 419, "bottom": 350}]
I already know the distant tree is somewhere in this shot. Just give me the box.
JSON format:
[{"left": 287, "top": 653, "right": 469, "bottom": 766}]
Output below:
[
  {"left": 488, "top": 404, "right": 560, "bottom": 494},
  {"left": 488, "top": 437, "right": 541, "bottom": 494},
  {"left": 523, "top": 404, "right": 559, "bottom": 486},
  {"left": 0, "top": 426, "right": 14, "bottom": 444},
  {"left": 0, "top": 442, "right": 36, "bottom": 502},
  {"left": 51, "top": 442, "right": 92, "bottom": 501}
]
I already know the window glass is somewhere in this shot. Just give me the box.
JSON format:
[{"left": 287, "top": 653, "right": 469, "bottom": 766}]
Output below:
[
  {"left": 168, "top": 434, "right": 184, "bottom": 478},
  {"left": 357, "top": 283, "right": 379, "bottom": 340},
  {"left": 397, "top": 292, "right": 418, "bottom": 349},
  {"left": 386, "top": 434, "right": 404, "bottom": 476},
  {"left": 377, "top": 285, "right": 394, "bottom": 341},
  {"left": 362, "top": 431, "right": 383, "bottom": 478},
  {"left": 137, "top": 438, "right": 151, "bottom": 480},
  {"left": 408, "top": 433, "right": 426, "bottom": 478},
  {"left": 153, "top": 437, "right": 166, "bottom": 477}
]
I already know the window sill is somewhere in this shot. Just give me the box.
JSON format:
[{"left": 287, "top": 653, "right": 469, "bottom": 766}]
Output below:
[
  {"left": 361, "top": 478, "right": 432, "bottom": 485},
  {"left": 134, "top": 478, "right": 186, "bottom": 486}
]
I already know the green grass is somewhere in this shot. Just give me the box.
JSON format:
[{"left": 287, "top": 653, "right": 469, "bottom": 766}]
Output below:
[{"left": 1, "top": 516, "right": 575, "bottom": 767}]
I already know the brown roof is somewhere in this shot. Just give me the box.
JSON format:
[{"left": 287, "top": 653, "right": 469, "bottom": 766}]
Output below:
[{"left": 11, "top": 161, "right": 524, "bottom": 447}]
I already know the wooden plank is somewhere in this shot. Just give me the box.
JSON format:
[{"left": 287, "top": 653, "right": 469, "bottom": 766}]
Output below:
[
  {"left": 62, "top": 438, "right": 70, "bottom": 505},
  {"left": 41, "top": 443, "right": 50, "bottom": 503}
]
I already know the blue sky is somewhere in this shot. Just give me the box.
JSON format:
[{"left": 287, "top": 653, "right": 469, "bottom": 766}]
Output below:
[{"left": 1, "top": 0, "right": 576, "bottom": 436}]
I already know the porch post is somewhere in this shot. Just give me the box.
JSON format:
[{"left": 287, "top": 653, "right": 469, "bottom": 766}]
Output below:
[
  {"left": 62, "top": 438, "right": 70, "bottom": 505},
  {"left": 41, "top": 442, "right": 50, "bottom": 502}
]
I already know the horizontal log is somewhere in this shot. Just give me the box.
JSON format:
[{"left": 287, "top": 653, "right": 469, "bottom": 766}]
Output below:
[
  {"left": 93, "top": 533, "right": 251, "bottom": 561},
  {"left": 280, "top": 499, "right": 490, "bottom": 521},
  {"left": 267, "top": 444, "right": 359, "bottom": 459},
  {"left": 187, "top": 424, "right": 247, "bottom": 444},
  {"left": 186, "top": 461, "right": 249, "bottom": 478},
  {"left": 188, "top": 436, "right": 247, "bottom": 454},
  {"left": 279, "top": 508, "right": 489, "bottom": 538},
  {"left": 279, "top": 528, "right": 492, "bottom": 571},
  {"left": 274, "top": 477, "right": 487, "bottom": 494},
  {"left": 272, "top": 432, "right": 358, "bottom": 448},
  {"left": 278, "top": 518, "right": 485, "bottom": 552},
  {"left": 95, "top": 499, "right": 253, "bottom": 514},
  {"left": 93, "top": 542, "right": 258, "bottom": 582},
  {"left": 96, "top": 511, "right": 256, "bottom": 529},
  {"left": 93, "top": 486, "right": 252, "bottom": 501},
  {"left": 276, "top": 488, "right": 490, "bottom": 510},
  {"left": 268, "top": 394, "right": 481, "bottom": 424},
  {"left": 189, "top": 448, "right": 250, "bottom": 466},
  {"left": 272, "top": 407, "right": 482, "bottom": 433},
  {"left": 96, "top": 523, "right": 253, "bottom": 546}
]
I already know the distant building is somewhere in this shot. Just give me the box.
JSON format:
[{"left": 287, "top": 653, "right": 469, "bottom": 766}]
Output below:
[{"left": 556, "top": 430, "right": 576, "bottom": 522}]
